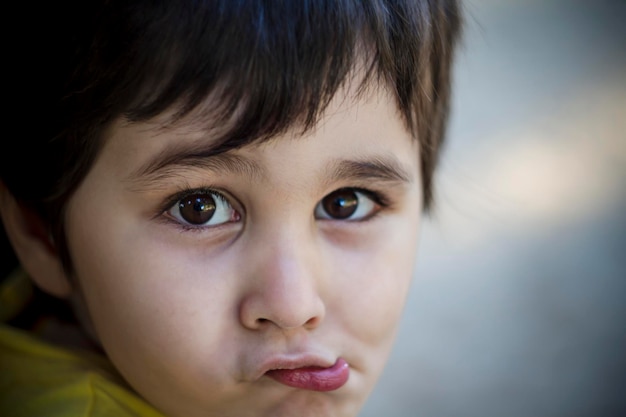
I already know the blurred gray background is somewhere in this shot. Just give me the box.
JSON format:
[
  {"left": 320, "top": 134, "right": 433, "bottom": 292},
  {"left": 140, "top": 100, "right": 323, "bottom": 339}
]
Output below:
[{"left": 360, "top": 1, "right": 626, "bottom": 416}]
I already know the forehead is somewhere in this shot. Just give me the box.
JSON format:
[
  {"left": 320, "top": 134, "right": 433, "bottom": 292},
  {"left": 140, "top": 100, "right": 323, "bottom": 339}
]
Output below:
[{"left": 98, "top": 81, "right": 419, "bottom": 188}]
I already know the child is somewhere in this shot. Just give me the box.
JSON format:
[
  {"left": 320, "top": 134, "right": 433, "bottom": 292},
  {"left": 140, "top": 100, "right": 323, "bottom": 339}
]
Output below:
[{"left": 0, "top": 1, "right": 462, "bottom": 416}]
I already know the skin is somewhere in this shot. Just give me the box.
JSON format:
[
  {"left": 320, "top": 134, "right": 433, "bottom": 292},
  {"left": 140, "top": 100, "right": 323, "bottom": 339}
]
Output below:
[{"left": 7, "top": 83, "right": 423, "bottom": 416}]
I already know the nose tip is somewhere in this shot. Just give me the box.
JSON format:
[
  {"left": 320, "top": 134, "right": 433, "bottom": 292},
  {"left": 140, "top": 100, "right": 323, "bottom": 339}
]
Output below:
[
  {"left": 238, "top": 243, "right": 327, "bottom": 332},
  {"left": 239, "top": 283, "right": 326, "bottom": 331},
  {"left": 238, "top": 222, "right": 327, "bottom": 333},
  {"left": 248, "top": 311, "right": 323, "bottom": 331}
]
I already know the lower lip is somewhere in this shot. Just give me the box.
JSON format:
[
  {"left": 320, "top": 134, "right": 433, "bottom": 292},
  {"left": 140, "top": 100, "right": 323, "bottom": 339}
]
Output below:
[{"left": 265, "top": 357, "right": 350, "bottom": 392}]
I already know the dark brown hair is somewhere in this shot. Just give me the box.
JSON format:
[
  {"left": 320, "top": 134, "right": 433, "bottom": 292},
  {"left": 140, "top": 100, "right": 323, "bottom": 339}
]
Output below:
[{"left": 1, "top": 0, "right": 462, "bottom": 271}]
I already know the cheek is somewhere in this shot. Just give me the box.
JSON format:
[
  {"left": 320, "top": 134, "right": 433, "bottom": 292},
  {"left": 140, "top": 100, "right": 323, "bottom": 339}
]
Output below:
[
  {"left": 70, "top": 231, "right": 226, "bottom": 332},
  {"left": 65, "top": 219, "right": 252, "bottom": 414},
  {"left": 331, "top": 215, "right": 421, "bottom": 348},
  {"left": 64, "top": 195, "right": 240, "bottom": 385}
]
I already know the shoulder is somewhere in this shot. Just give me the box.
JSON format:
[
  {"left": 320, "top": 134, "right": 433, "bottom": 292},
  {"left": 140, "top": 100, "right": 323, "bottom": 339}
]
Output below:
[{"left": 0, "top": 295, "right": 166, "bottom": 417}]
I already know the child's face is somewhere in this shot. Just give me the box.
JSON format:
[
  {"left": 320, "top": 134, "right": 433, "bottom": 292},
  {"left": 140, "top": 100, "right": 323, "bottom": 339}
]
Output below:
[{"left": 63, "top": 84, "right": 422, "bottom": 417}]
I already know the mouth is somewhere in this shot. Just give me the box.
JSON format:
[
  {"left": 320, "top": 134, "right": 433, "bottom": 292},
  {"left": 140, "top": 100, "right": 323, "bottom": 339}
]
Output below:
[{"left": 264, "top": 357, "right": 350, "bottom": 392}]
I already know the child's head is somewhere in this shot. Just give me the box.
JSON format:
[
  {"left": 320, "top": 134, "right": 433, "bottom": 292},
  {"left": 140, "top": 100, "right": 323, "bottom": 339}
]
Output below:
[{"left": 1, "top": 1, "right": 461, "bottom": 416}]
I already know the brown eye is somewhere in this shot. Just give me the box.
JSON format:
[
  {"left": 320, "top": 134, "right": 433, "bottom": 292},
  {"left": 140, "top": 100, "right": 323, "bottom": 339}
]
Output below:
[
  {"left": 315, "top": 188, "right": 378, "bottom": 221},
  {"left": 321, "top": 189, "right": 358, "bottom": 219},
  {"left": 167, "top": 191, "right": 238, "bottom": 227},
  {"left": 178, "top": 194, "right": 216, "bottom": 224}
]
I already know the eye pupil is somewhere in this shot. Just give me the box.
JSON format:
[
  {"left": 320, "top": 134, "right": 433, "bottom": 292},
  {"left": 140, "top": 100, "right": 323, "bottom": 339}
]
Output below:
[
  {"left": 322, "top": 189, "right": 358, "bottom": 219},
  {"left": 179, "top": 194, "right": 216, "bottom": 224}
]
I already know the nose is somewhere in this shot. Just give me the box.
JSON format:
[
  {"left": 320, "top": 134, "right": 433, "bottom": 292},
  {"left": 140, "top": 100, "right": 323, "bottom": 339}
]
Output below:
[{"left": 239, "top": 233, "right": 326, "bottom": 332}]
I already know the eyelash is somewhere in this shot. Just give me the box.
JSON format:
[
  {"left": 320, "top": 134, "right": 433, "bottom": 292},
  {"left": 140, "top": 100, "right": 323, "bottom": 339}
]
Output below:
[
  {"left": 155, "top": 185, "right": 392, "bottom": 230},
  {"left": 352, "top": 188, "right": 389, "bottom": 207},
  {"left": 330, "top": 188, "right": 390, "bottom": 222},
  {"left": 156, "top": 186, "right": 239, "bottom": 230}
]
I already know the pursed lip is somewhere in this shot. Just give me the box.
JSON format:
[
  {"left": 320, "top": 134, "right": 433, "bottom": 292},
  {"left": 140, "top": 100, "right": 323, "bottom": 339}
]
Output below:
[
  {"left": 252, "top": 354, "right": 350, "bottom": 392},
  {"left": 252, "top": 354, "right": 336, "bottom": 381}
]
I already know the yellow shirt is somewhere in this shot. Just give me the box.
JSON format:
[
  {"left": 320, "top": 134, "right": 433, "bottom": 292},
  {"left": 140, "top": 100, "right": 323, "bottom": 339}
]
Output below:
[{"left": 0, "top": 270, "right": 166, "bottom": 417}]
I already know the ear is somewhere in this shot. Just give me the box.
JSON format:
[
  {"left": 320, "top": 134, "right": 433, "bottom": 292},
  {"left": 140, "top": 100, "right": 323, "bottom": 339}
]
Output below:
[{"left": 0, "top": 183, "right": 72, "bottom": 298}]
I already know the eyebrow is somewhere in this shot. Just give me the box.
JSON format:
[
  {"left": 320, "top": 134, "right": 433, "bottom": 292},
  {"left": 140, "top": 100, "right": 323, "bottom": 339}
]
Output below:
[
  {"left": 325, "top": 156, "right": 414, "bottom": 185},
  {"left": 127, "top": 142, "right": 264, "bottom": 186},
  {"left": 127, "top": 141, "right": 413, "bottom": 189}
]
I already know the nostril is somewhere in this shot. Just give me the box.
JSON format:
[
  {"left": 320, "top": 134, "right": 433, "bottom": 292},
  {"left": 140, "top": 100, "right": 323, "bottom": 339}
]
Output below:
[
  {"left": 304, "top": 316, "right": 320, "bottom": 329},
  {"left": 239, "top": 288, "right": 326, "bottom": 331}
]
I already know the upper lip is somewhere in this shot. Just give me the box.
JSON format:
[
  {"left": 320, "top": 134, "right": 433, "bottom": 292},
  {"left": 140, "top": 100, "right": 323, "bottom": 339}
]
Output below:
[{"left": 250, "top": 353, "right": 336, "bottom": 381}]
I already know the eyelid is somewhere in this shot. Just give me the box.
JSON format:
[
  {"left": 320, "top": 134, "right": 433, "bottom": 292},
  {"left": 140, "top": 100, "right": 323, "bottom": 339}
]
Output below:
[
  {"left": 315, "top": 187, "right": 389, "bottom": 222},
  {"left": 341, "top": 187, "right": 390, "bottom": 209},
  {"left": 354, "top": 187, "right": 389, "bottom": 207},
  {"left": 156, "top": 186, "right": 243, "bottom": 228}
]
